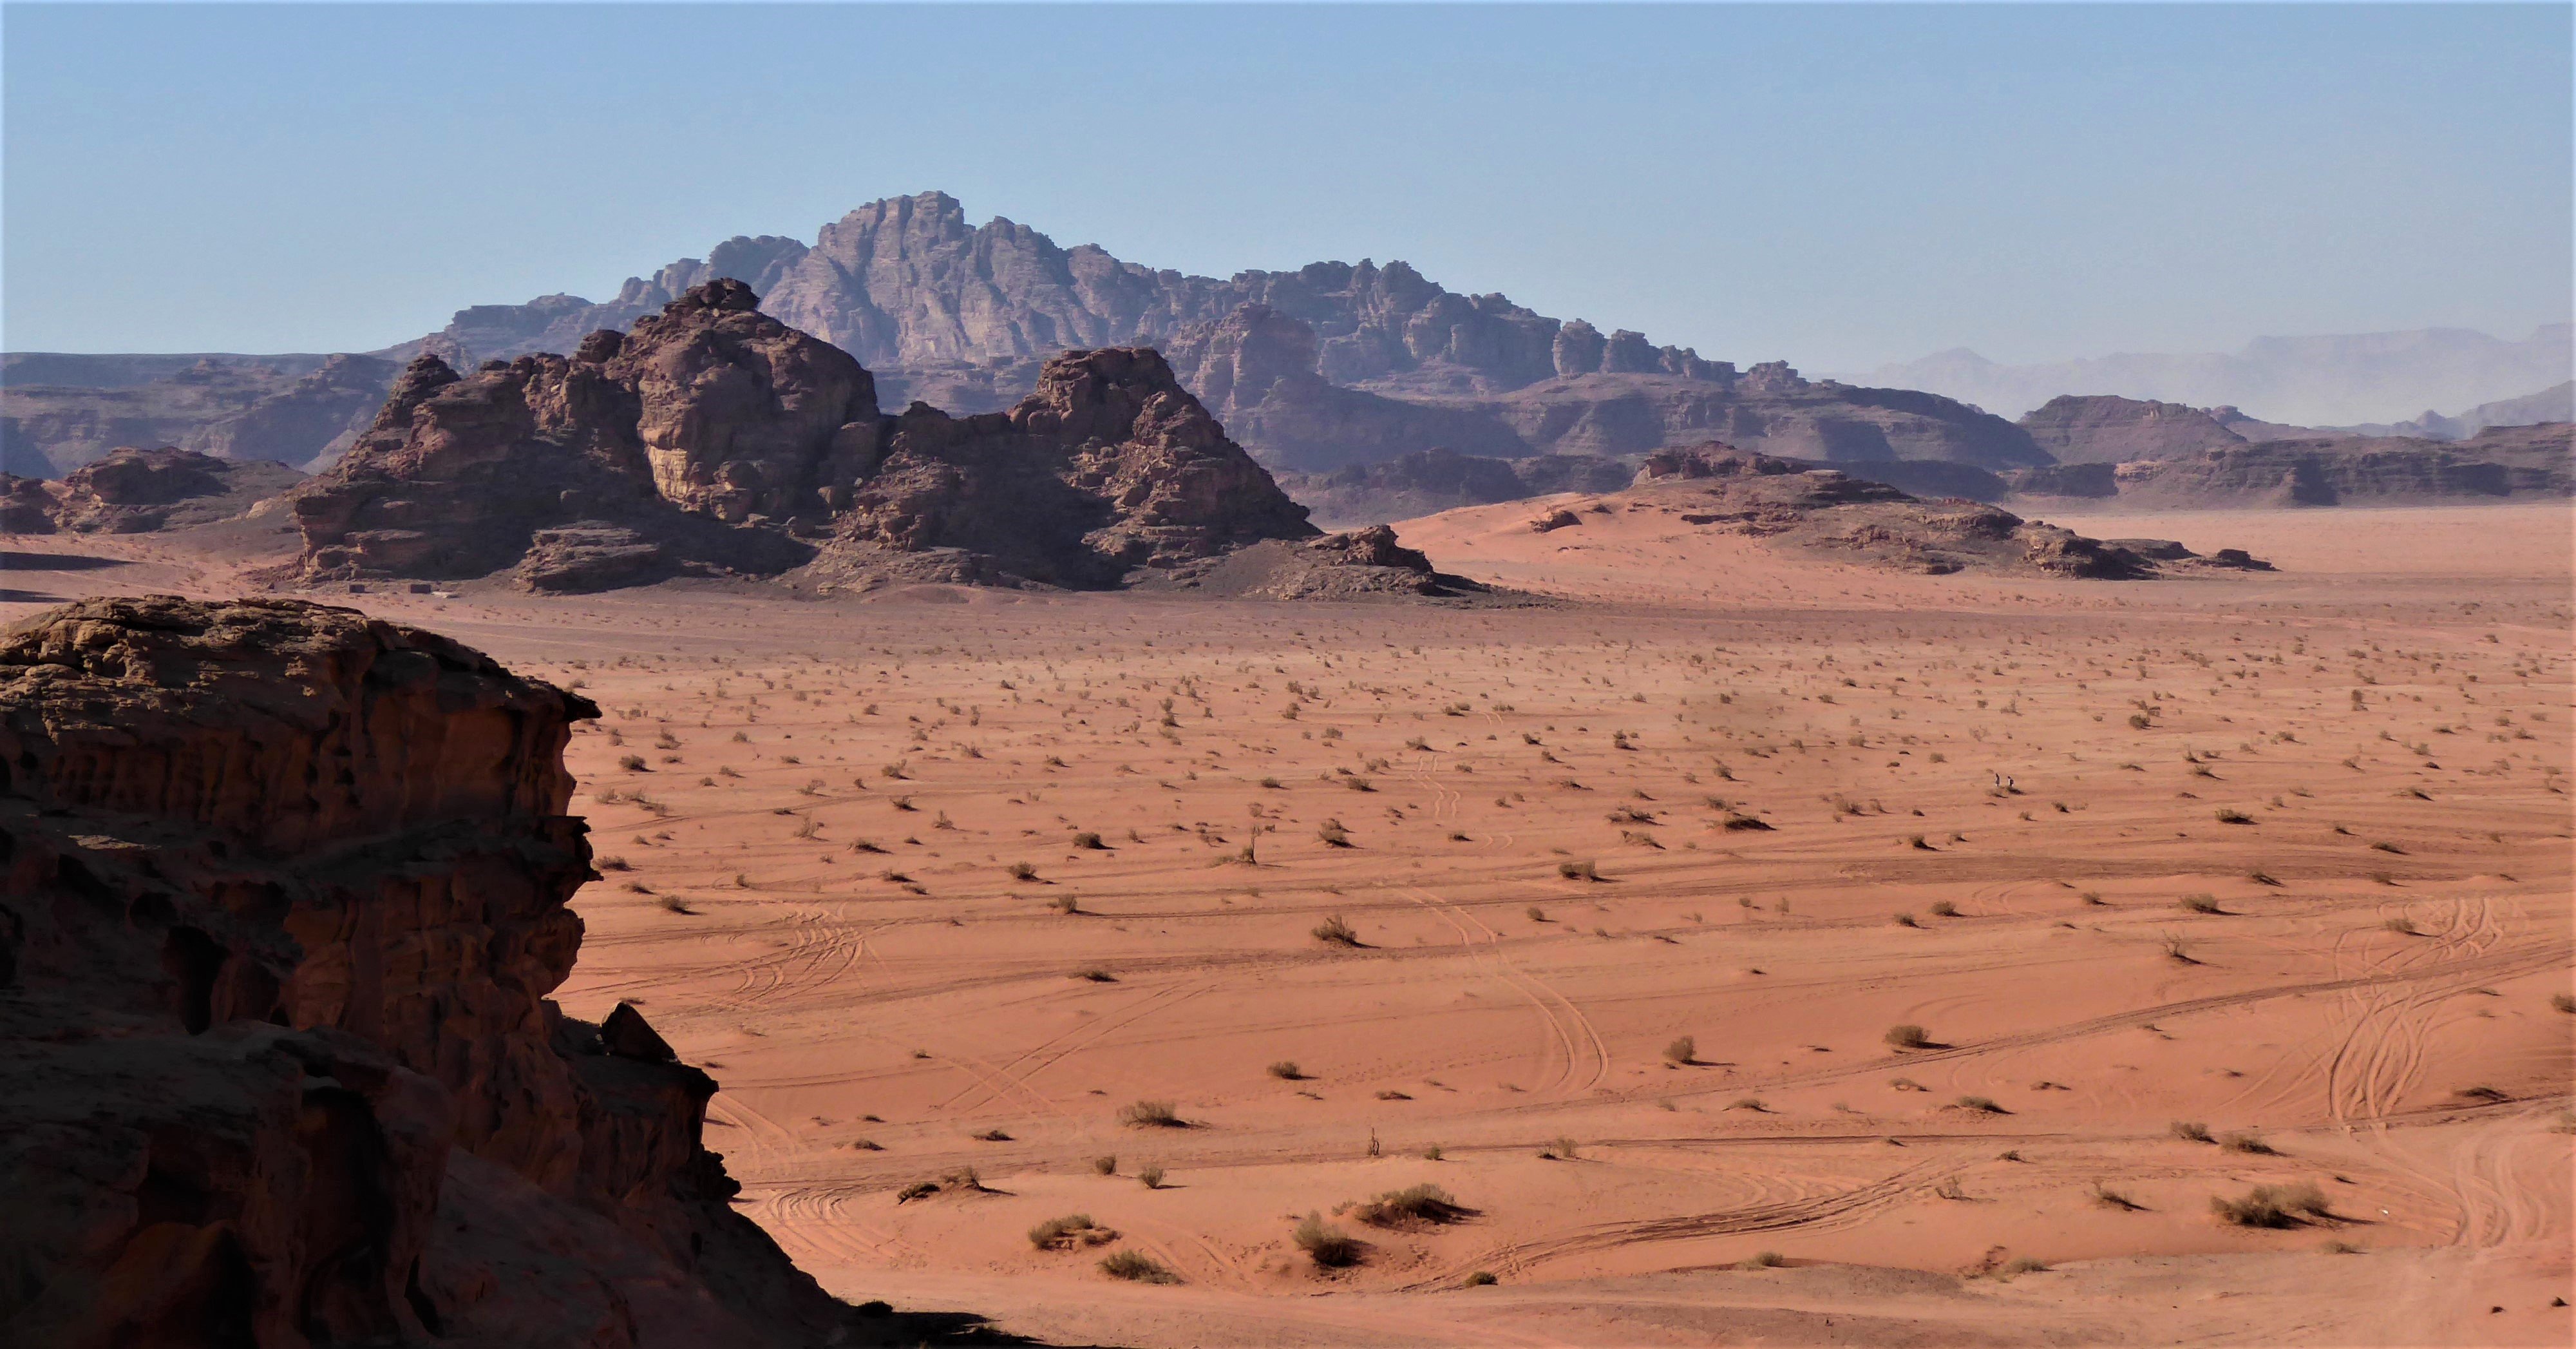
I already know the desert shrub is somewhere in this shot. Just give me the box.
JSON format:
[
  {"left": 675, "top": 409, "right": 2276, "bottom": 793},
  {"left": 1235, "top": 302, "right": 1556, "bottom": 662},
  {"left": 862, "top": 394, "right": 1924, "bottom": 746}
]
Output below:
[
  {"left": 1464, "top": 1270, "right": 1498, "bottom": 1286},
  {"left": 1544, "top": 1134, "right": 1580, "bottom": 1160},
  {"left": 1999, "top": 1256, "right": 2049, "bottom": 1276},
  {"left": 1073, "top": 967, "right": 1116, "bottom": 982},
  {"left": 1137, "top": 1165, "right": 1166, "bottom": 1189},
  {"left": 1928, "top": 901, "right": 1959, "bottom": 918},
  {"left": 618, "top": 754, "right": 648, "bottom": 772},
  {"left": 1526, "top": 905, "right": 1548, "bottom": 923},
  {"left": 1072, "top": 831, "right": 1106, "bottom": 849},
  {"left": 1268, "top": 1060, "right": 1305, "bottom": 1080},
  {"left": 2219, "top": 1131, "right": 2275, "bottom": 1154},
  {"left": 1097, "top": 1250, "right": 1178, "bottom": 1283},
  {"left": 1119, "top": 1100, "right": 1182, "bottom": 1128},
  {"left": 2180, "top": 894, "right": 2223, "bottom": 914},
  {"left": 1007, "top": 861, "right": 1039, "bottom": 881},
  {"left": 1028, "top": 1214, "right": 1114, "bottom": 1249},
  {"left": 2171, "top": 1120, "right": 2213, "bottom": 1142},
  {"left": 1351, "top": 1183, "right": 1468, "bottom": 1227},
  {"left": 2090, "top": 1181, "right": 2140, "bottom": 1210},
  {"left": 1721, "top": 813, "right": 1773, "bottom": 831},
  {"left": 1050, "top": 895, "right": 1080, "bottom": 915},
  {"left": 1312, "top": 914, "right": 1360, "bottom": 946},
  {"left": 1738, "top": 1250, "right": 1785, "bottom": 1270},
  {"left": 1557, "top": 859, "right": 1598, "bottom": 881},
  {"left": 2210, "top": 1183, "right": 2328, "bottom": 1227},
  {"left": 1293, "top": 1212, "right": 1363, "bottom": 1267},
  {"left": 1953, "top": 1095, "right": 2005, "bottom": 1114},
  {"left": 1092, "top": 1154, "right": 1118, "bottom": 1176},
  {"left": 1893, "top": 912, "right": 1919, "bottom": 928},
  {"left": 1884, "top": 1024, "right": 1930, "bottom": 1050},
  {"left": 1318, "top": 819, "right": 1352, "bottom": 847},
  {"left": 2214, "top": 808, "right": 2252, "bottom": 825},
  {"left": 2552, "top": 993, "right": 2576, "bottom": 1014},
  {"left": 1663, "top": 1035, "right": 1696, "bottom": 1066},
  {"left": 895, "top": 1181, "right": 938, "bottom": 1203}
]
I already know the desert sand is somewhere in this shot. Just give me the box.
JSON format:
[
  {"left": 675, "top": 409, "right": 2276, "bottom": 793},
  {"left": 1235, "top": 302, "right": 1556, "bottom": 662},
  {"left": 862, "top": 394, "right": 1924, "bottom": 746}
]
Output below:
[{"left": 3, "top": 501, "right": 2568, "bottom": 1347}]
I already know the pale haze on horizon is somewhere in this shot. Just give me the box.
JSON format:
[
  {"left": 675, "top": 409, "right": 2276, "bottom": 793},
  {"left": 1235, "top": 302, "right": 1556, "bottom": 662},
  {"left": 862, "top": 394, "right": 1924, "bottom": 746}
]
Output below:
[{"left": 2, "top": 1, "right": 2568, "bottom": 376}]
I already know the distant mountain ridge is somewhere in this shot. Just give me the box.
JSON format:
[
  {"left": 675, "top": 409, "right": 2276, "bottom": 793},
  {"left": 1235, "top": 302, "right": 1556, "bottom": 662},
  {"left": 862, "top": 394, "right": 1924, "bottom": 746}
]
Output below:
[
  {"left": 409, "top": 191, "right": 2047, "bottom": 474},
  {"left": 1856, "top": 326, "right": 2571, "bottom": 425}
]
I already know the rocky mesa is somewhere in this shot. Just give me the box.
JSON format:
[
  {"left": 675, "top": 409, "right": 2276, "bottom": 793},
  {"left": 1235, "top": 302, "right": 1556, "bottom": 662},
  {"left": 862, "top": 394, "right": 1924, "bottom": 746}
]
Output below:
[{"left": 0, "top": 596, "right": 920, "bottom": 1347}]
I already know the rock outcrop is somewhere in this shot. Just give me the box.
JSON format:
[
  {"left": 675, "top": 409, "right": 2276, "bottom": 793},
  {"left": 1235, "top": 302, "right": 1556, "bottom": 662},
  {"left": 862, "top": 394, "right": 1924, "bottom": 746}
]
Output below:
[
  {"left": 0, "top": 597, "right": 879, "bottom": 1346},
  {"left": 289, "top": 280, "right": 871, "bottom": 589},
  {"left": 290, "top": 285, "right": 1345, "bottom": 595},
  {"left": 1593, "top": 443, "right": 2188, "bottom": 579},
  {"left": 2016, "top": 394, "right": 2249, "bottom": 463},
  {"left": 815, "top": 346, "right": 1320, "bottom": 588},
  {"left": 0, "top": 445, "right": 305, "bottom": 533},
  {"left": 2005, "top": 422, "right": 2573, "bottom": 508},
  {"left": 1277, "top": 445, "right": 2009, "bottom": 530}
]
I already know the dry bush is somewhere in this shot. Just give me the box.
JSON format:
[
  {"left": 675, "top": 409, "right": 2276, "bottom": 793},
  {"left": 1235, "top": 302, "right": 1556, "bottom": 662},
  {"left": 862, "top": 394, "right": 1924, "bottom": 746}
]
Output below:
[
  {"left": 1884, "top": 1024, "right": 1930, "bottom": 1050},
  {"left": 1028, "top": 1214, "right": 1116, "bottom": 1250},
  {"left": 1092, "top": 1154, "right": 1118, "bottom": 1176},
  {"left": 1120, "top": 1100, "right": 1183, "bottom": 1128},
  {"left": 1350, "top": 1183, "right": 1469, "bottom": 1228},
  {"left": 1097, "top": 1250, "right": 1179, "bottom": 1283},
  {"left": 1317, "top": 819, "right": 1352, "bottom": 847},
  {"left": 1293, "top": 1212, "right": 1363, "bottom": 1267},
  {"left": 1312, "top": 914, "right": 1361, "bottom": 946},
  {"left": 1268, "top": 1060, "right": 1305, "bottom": 1081},
  {"left": 1663, "top": 1035, "right": 1696, "bottom": 1066},
  {"left": 1738, "top": 1250, "right": 1785, "bottom": 1270},
  {"left": 2210, "top": 1183, "right": 2329, "bottom": 1227},
  {"left": 2171, "top": 1120, "right": 2213, "bottom": 1142},
  {"left": 2179, "top": 894, "right": 2223, "bottom": 914},
  {"left": 2090, "top": 1181, "right": 2142, "bottom": 1210},
  {"left": 1557, "top": 859, "right": 1598, "bottom": 881},
  {"left": 1137, "top": 1165, "right": 1166, "bottom": 1189}
]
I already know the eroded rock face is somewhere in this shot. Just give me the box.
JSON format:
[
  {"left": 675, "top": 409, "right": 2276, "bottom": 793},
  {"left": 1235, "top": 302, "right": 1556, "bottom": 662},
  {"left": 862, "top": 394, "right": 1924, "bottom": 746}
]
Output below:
[
  {"left": 823, "top": 346, "right": 1318, "bottom": 588},
  {"left": 607, "top": 280, "right": 880, "bottom": 522},
  {"left": 0, "top": 597, "right": 857, "bottom": 1347}
]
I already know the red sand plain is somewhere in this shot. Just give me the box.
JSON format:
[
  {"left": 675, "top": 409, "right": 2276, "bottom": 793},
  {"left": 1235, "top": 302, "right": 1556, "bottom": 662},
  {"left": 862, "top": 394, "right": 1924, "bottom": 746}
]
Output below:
[{"left": 3, "top": 500, "right": 2569, "bottom": 1346}]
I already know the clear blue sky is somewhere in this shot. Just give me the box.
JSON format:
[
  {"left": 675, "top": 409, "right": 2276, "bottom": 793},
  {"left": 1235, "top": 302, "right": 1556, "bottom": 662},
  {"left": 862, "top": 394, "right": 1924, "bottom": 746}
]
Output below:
[{"left": 3, "top": 3, "right": 2568, "bottom": 370}]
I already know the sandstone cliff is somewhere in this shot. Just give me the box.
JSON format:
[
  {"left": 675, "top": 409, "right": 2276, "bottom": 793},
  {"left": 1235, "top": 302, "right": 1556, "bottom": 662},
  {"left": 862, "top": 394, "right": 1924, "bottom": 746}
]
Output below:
[{"left": 0, "top": 597, "right": 892, "bottom": 1347}]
